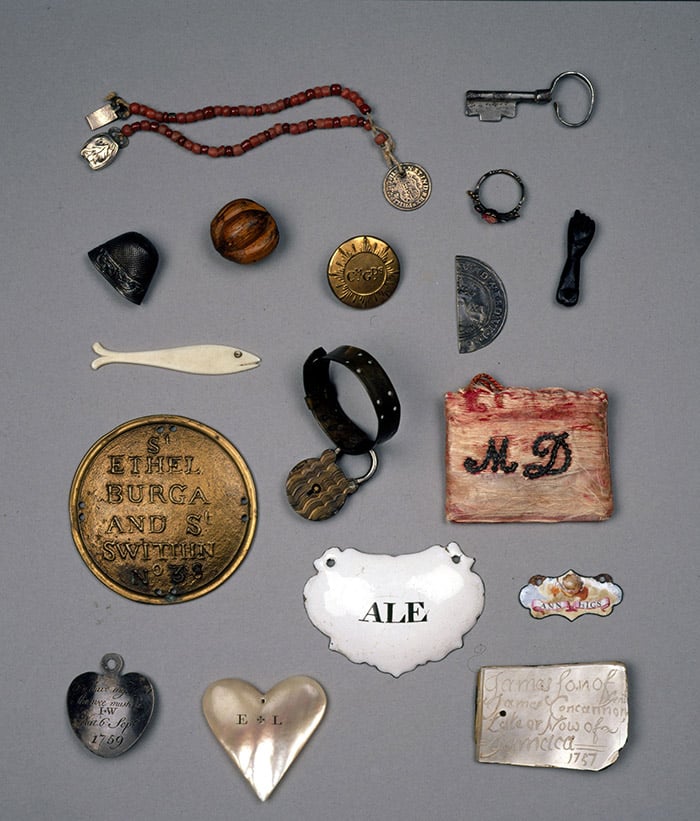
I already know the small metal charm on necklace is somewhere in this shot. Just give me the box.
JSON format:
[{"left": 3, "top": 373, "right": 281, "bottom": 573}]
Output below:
[{"left": 369, "top": 118, "right": 431, "bottom": 210}]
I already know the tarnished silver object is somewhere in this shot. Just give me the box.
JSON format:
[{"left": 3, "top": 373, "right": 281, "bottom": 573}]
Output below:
[
  {"left": 67, "top": 654, "right": 155, "bottom": 757},
  {"left": 465, "top": 71, "right": 595, "bottom": 127},
  {"left": 368, "top": 116, "right": 431, "bottom": 210},
  {"left": 383, "top": 163, "right": 432, "bottom": 210},
  {"left": 87, "top": 231, "right": 158, "bottom": 303},
  {"left": 203, "top": 676, "right": 327, "bottom": 801},
  {"left": 86, "top": 92, "right": 130, "bottom": 130},
  {"left": 80, "top": 128, "right": 128, "bottom": 170},
  {"left": 475, "top": 662, "right": 628, "bottom": 771},
  {"left": 455, "top": 256, "right": 507, "bottom": 352},
  {"left": 467, "top": 169, "right": 525, "bottom": 224}
]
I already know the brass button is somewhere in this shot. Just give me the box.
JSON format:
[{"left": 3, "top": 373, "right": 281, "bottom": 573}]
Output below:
[{"left": 327, "top": 235, "right": 400, "bottom": 309}]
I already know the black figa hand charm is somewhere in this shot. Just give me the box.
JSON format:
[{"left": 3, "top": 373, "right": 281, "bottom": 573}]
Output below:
[{"left": 556, "top": 210, "right": 596, "bottom": 307}]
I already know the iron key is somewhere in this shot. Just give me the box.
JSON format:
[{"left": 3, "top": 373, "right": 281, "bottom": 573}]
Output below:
[{"left": 465, "top": 71, "right": 595, "bottom": 128}]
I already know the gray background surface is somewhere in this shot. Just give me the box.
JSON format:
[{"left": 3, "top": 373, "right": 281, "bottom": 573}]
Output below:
[{"left": 1, "top": 2, "right": 698, "bottom": 819}]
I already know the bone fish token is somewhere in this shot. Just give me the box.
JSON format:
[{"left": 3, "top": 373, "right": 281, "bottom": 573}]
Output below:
[
  {"left": 203, "top": 676, "right": 327, "bottom": 801},
  {"left": 91, "top": 342, "right": 261, "bottom": 374},
  {"left": 67, "top": 653, "right": 155, "bottom": 757},
  {"left": 69, "top": 415, "right": 257, "bottom": 604}
]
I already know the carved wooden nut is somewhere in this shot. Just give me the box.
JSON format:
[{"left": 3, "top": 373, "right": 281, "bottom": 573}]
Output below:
[{"left": 210, "top": 198, "right": 279, "bottom": 264}]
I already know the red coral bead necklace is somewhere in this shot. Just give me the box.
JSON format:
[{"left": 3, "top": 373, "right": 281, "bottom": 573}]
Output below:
[{"left": 81, "top": 85, "right": 431, "bottom": 210}]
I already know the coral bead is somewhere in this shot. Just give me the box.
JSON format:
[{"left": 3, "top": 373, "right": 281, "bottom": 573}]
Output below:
[{"left": 210, "top": 198, "right": 280, "bottom": 264}]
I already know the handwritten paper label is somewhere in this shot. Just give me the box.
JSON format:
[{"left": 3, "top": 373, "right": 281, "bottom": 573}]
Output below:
[{"left": 475, "top": 662, "right": 628, "bottom": 771}]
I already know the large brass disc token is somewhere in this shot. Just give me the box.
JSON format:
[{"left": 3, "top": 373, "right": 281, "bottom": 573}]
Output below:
[
  {"left": 69, "top": 415, "right": 257, "bottom": 604},
  {"left": 327, "top": 235, "right": 400, "bottom": 309}
]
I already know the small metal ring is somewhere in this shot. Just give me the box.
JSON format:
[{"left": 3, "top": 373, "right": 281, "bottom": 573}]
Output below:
[
  {"left": 330, "top": 446, "right": 378, "bottom": 487},
  {"left": 100, "top": 653, "right": 124, "bottom": 675},
  {"left": 105, "top": 93, "right": 131, "bottom": 121},
  {"left": 549, "top": 71, "right": 595, "bottom": 128},
  {"left": 467, "top": 169, "right": 525, "bottom": 224},
  {"left": 109, "top": 127, "right": 129, "bottom": 148},
  {"left": 352, "top": 449, "right": 378, "bottom": 486}
]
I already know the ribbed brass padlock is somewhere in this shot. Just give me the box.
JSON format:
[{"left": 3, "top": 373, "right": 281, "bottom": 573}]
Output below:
[{"left": 285, "top": 448, "right": 377, "bottom": 521}]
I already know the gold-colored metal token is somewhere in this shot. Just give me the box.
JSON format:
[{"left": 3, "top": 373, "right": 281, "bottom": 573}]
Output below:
[
  {"left": 327, "top": 235, "right": 400, "bottom": 309},
  {"left": 69, "top": 415, "right": 257, "bottom": 604}
]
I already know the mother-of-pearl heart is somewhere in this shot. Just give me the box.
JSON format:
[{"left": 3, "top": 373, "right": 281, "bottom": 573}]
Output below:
[{"left": 202, "top": 676, "right": 327, "bottom": 801}]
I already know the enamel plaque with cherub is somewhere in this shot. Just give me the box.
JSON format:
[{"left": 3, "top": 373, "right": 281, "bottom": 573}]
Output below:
[
  {"left": 303, "top": 542, "right": 484, "bottom": 677},
  {"left": 520, "top": 570, "right": 623, "bottom": 620}
]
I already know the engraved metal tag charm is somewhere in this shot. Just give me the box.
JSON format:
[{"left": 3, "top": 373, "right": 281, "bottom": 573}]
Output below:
[
  {"left": 80, "top": 129, "right": 127, "bottom": 170},
  {"left": 85, "top": 93, "right": 130, "bottom": 130},
  {"left": 66, "top": 653, "right": 155, "bottom": 757},
  {"left": 475, "top": 662, "right": 628, "bottom": 770},
  {"left": 286, "top": 448, "right": 377, "bottom": 521},
  {"left": 519, "top": 570, "right": 623, "bottom": 620},
  {"left": 304, "top": 542, "right": 484, "bottom": 676},
  {"left": 203, "top": 676, "right": 327, "bottom": 801}
]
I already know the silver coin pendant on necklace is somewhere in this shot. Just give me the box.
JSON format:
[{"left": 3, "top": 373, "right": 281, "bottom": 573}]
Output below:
[{"left": 383, "top": 163, "right": 432, "bottom": 210}]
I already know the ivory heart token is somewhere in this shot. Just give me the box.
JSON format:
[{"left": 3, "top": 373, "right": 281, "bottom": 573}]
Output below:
[
  {"left": 202, "top": 676, "right": 327, "bottom": 801},
  {"left": 66, "top": 653, "right": 155, "bottom": 757}
]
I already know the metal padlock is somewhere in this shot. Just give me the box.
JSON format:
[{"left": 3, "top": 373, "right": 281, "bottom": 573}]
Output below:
[{"left": 286, "top": 448, "right": 377, "bottom": 521}]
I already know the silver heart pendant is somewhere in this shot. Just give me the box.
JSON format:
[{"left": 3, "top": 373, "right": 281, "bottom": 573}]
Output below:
[
  {"left": 66, "top": 653, "right": 155, "bottom": 757},
  {"left": 202, "top": 676, "right": 327, "bottom": 801}
]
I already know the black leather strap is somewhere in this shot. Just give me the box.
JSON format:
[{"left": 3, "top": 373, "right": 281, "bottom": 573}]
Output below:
[{"left": 302, "top": 345, "right": 401, "bottom": 455}]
